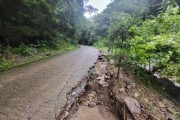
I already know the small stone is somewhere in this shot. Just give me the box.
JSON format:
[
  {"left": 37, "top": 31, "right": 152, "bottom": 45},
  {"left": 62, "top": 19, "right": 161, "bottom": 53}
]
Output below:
[
  {"left": 141, "top": 108, "right": 145, "bottom": 112},
  {"left": 166, "top": 113, "right": 176, "bottom": 120},
  {"left": 96, "top": 76, "right": 101, "bottom": 80},
  {"left": 71, "top": 91, "right": 76, "bottom": 96},
  {"left": 124, "top": 79, "right": 131, "bottom": 85},
  {"left": 64, "top": 111, "right": 69, "bottom": 118},
  {"left": 83, "top": 101, "right": 89, "bottom": 106},
  {"left": 124, "top": 97, "right": 141, "bottom": 119},
  {"left": 158, "top": 102, "right": 165, "bottom": 108},
  {"left": 109, "top": 60, "right": 115, "bottom": 65},
  {"left": 30, "top": 48, "right": 38, "bottom": 55},
  {"left": 105, "top": 75, "right": 110, "bottom": 79},
  {"left": 162, "top": 99, "right": 174, "bottom": 108},
  {"left": 126, "top": 85, "right": 132, "bottom": 89},
  {"left": 88, "top": 94, "right": 97, "bottom": 102},
  {"left": 103, "top": 83, "right": 109, "bottom": 87},
  {"left": 144, "top": 98, "right": 148, "bottom": 102},
  {"left": 167, "top": 108, "right": 175, "bottom": 114},
  {"left": 91, "top": 91, "right": 96, "bottom": 95},
  {"left": 88, "top": 94, "right": 96, "bottom": 97},
  {"left": 160, "top": 107, "right": 167, "bottom": 112},
  {"left": 46, "top": 52, "right": 52, "bottom": 56},
  {"left": 132, "top": 83, "right": 136, "bottom": 88},
  {"left": 88, "top": 101, "right": 96, "bottom": 108},
  {"left": 134, "top": 93, "right": 139, "bottom": 98},
  {"left": 119, "top": 88, "right": 125, "bottom": 93},
  {"left": 98, "top": 76, "right": 109, "bottom": 87}
]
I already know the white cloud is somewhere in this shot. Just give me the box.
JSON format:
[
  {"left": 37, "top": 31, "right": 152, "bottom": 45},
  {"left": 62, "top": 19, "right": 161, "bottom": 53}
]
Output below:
[
  {"left": 84, "top": 0, "right": 111, "bottom": 18},
  {"left": 88, "top": 0, "right": 111, "bottom": 12},
  {"left": 84, "top": 12, "right": 94, "bottom": 18}
]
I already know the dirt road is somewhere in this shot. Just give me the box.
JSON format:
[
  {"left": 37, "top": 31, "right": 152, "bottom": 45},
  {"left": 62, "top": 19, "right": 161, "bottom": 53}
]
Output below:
[{"left": 0, "top": 46, "right": 99, "bottom": 120}]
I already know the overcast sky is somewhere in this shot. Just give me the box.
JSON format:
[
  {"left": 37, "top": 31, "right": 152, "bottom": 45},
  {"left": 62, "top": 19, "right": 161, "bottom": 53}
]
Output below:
[{"left": 84, "top": 0, "right": 111, "bottom": 18}]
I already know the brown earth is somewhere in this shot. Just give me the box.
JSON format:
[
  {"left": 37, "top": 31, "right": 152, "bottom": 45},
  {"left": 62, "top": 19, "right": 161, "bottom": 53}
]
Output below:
[
  {"left": 73, "top": 105, "right": 118, "bottom": 120},
  {"left": 66, "top": 52, "right": 180, "bottom": 120}
]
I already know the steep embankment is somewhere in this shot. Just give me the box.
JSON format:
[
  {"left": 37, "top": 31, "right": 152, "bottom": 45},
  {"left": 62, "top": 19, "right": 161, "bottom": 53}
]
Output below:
[{"left": 60, "top": 52, "right": 180, "bottom": 120}]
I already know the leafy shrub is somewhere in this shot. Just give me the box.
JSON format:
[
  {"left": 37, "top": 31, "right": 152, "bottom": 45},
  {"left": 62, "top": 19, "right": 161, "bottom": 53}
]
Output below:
[
  {"left": 10, "top": 44, "right": 31, "bottom": 56},
  {"left": 0, "top": 60, "right": 12, "bottom": 70}
]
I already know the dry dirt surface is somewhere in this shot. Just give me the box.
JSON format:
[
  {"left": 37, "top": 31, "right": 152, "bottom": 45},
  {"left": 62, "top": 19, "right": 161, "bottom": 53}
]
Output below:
[
  {"left": 0, "top": 45, "right": 99, "bottom": 120},
  {"left": 73, "top": 105, "right": 118, "bottom": 120},
  {"left": 66, "top": 53, "right": 180, "bottom": 120},
  {"left": 107, "top": 63, "right": 180, "bottom": 120},
  {"left": 63, "top": 54, "right": 119, "bottom": 120}
]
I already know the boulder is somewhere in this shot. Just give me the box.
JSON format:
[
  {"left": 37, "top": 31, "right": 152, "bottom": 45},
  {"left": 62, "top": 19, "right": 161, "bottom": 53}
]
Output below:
[
  {"left": 88, "top": 101, "right": 96, "bottom": 108},
  {"left": 124, "top": 97, "right": 141, "bottom": 119}
]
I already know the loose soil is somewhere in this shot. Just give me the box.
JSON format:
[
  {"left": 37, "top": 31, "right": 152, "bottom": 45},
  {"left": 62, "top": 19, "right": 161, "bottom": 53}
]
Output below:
[{"left": 59, "top": 52, "right": 180, "bottom": 120}]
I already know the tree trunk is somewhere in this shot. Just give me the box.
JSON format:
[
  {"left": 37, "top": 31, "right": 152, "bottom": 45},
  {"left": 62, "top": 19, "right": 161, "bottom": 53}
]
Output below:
[
  {"left": 117, "top": 56, "right": 121, "bottom": 79},
  {"left": 134, "top": 61, "right": 138, "bottom": 80},
  {"left": 1, "top": 19, "right": 10, "bottom": 47},
  {"left": 108, "top": 46, "right": 110, "bottom": 52},
  {"left": 117, "top": 39, "right": 124, "bottom": 81},
  {"left": 148, "top": 58, "right": 151, "bottom": 72}
]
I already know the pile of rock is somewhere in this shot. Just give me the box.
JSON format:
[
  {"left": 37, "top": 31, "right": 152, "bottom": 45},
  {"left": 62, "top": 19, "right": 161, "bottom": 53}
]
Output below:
[{"left": 107, "top": 63, "right": 180, "bottom": 120}]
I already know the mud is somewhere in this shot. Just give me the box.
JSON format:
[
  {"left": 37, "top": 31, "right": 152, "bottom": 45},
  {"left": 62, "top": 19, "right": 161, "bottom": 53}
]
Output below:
[
  {"left": 57, "top": 52, "right": 180, "bottom": 120},
  {"left": 57, "top": 54, "right": 119, "bottom": 120}
]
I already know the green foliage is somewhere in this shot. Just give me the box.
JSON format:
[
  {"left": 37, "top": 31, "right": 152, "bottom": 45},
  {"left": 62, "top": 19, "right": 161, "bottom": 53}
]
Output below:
[
  {"left": 10, "top": 44, "right": 32, "bottom": 55},
  {"left": 93, "top": 0, "right": 180, "bottom": 82},
  {"left": 129, "top": 7, "right": 180, "bottom": 77},
  {"left": 0, "top": 0, "right": 85, "bottom": 47},
  {"left": 92, "top": 0, "right": 151, "bottom": 41},
  {"left": 78, "top": 18, "right": 96, "bottom": 45},
  {"left": 0, "top": 60, "right": 12, "bottom": 70},
  {"left": 0, "top": 40, "right": 77, "bottom": 71},
  {"left": 93, "top": 37, "right": 108, "bottom": 51}
]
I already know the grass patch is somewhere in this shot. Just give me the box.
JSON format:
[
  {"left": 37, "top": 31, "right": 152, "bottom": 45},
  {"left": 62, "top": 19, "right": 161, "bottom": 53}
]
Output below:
[
  {"left": 93, "top": 38, "right": 108, "bottom": 52},
  {"left": 0, "top": 41, "right": 77, "bottom": 71}
]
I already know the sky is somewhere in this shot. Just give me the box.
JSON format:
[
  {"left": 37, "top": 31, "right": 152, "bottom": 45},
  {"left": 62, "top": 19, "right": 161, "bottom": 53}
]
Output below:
[{"left": 84, "top": 0, "right": 111, "bottom": 18}]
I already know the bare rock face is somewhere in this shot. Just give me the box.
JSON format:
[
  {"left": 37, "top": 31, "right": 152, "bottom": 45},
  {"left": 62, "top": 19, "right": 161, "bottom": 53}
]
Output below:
[{"left": 124, "top": 97, "right": 141, "bottom": 119}]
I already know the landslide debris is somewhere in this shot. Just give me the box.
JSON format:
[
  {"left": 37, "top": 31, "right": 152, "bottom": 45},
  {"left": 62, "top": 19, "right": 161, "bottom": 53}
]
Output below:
[{"left": 57, "top": 52, "right": 180, "bottom": 120}]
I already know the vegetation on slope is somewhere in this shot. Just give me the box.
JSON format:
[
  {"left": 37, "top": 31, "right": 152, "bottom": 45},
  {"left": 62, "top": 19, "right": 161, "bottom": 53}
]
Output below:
[
  {"left": 92, "top": 0, "right": 180, "bottom": 82},
  {"left": 0, "top": 0, "right": 97, "bottom": 70},
  {"left": 1, "top": 0, "right": 180, "bottom": 82}
]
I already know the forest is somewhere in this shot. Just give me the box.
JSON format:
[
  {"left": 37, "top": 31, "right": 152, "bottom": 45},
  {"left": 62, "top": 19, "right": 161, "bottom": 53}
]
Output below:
[
  {"left": 0, "top": 0, "right": 84, "bottom": 46},
  {"left": 0, "top": 0, "right": 180, "bottom": 82},
  {"left": 0, "top": 0, "right": 180, "bottom": 119},
  {"left": 0, "top": 0, "right": 95, "bottom": 70},
  {"left": 92, "top": 0, "right": 180, "bottom": 83}
]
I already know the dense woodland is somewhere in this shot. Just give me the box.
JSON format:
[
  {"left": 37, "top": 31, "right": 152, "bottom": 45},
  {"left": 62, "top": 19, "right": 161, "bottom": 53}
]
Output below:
[
  {"left": 92, "top": 0, "right": 180, "bottom": 82},
  {"left": 0, "top": 0, "right": 84, "bottom": 46},
  {"left": 0, "top": 0, "right": 180, "bottom": 82},
  {"left": 0, "top": 0, "right": 96, "bottom": 69}
]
